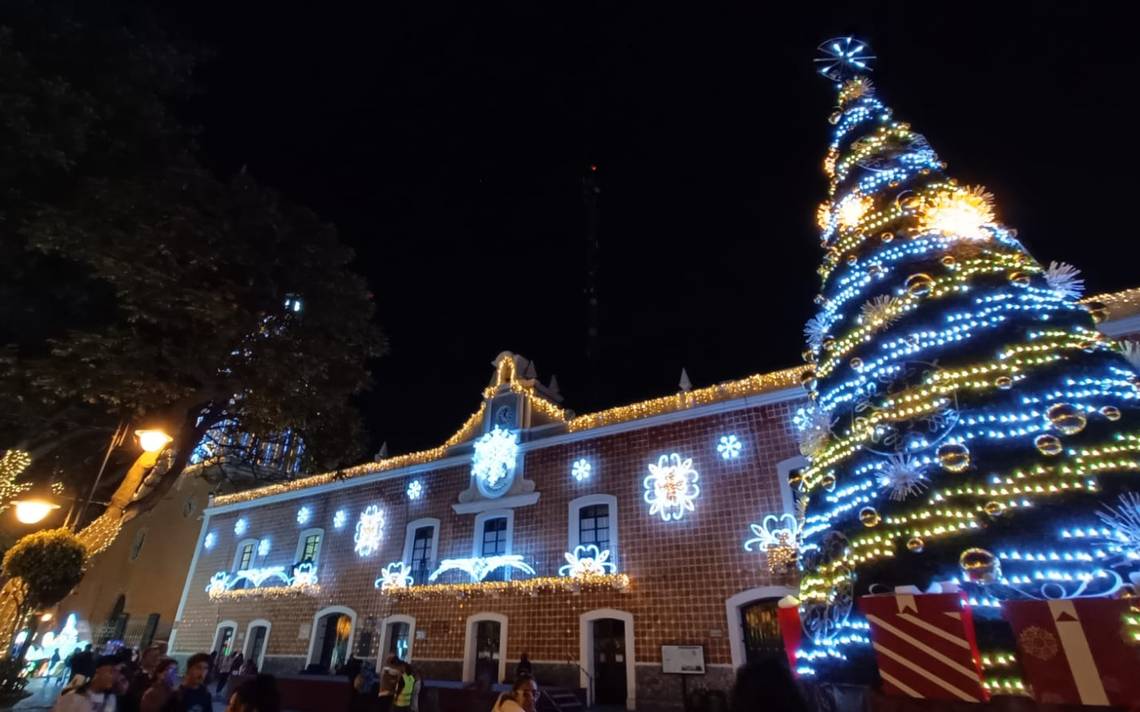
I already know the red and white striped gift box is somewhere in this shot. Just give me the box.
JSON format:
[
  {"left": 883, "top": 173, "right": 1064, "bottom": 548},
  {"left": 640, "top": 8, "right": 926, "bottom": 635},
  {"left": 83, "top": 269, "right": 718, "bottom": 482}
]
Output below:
[{"left": 859, "top": 592, "right": 988, "bottom": 702}]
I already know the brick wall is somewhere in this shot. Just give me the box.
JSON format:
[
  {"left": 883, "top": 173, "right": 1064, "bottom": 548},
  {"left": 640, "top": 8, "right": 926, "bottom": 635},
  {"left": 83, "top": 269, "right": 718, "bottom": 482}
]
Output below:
[{"left": 172, "top": 396, "right": 804, "bottom": 708}]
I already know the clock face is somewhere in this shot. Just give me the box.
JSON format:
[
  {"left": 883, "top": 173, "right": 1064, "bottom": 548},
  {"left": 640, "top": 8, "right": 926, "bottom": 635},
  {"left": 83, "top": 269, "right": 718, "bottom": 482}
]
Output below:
[{"left": 494, "top": 404, "right": 516, "bottom": 428}]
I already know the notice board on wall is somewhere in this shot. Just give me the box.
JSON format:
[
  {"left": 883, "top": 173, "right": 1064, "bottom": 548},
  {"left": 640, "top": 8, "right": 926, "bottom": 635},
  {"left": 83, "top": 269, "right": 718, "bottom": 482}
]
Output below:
[{"left": 661, "top": 645, "right": 705, "bottom": 674}]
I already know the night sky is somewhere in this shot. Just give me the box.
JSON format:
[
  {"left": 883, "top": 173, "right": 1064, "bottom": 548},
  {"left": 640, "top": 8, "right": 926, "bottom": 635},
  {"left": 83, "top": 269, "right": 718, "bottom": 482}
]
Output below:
[{"left": 167, "top": 2, "right": 1137, "bottom": 455}]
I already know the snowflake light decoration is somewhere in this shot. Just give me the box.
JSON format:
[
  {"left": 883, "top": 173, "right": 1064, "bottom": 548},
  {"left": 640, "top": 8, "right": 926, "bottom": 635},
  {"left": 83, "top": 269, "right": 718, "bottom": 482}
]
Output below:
[
  {"left": 375, "top": 561, "right": 415, "bottom": 591},
  {"left": 471, "top": 426, "right": 520, "bottom": 498},
  {"left": 257, "top": 538, "right": 271, "bottom": 557},
  {"left": 354, "top": 504, "right": 385, "bottom": 557},
  {"left": 406, "top": 479, "right": 424, "bottom": 501},
  {"left": 297, "top": 506, "right": 311, "bottom": 525},
  {"left": 204, "top": 532, "right": 217, "bottom": 550},
  {"left": 861, "top": 294, "right": 901, "bottom": 329},
  {"left": 234, "top": 518, "right": 248, "bottom": 536},
  {"left": 815, "top": 37, "right": 875, "bottom": 83},
  {"left": 717, "top": 434, "right": 743, "bottom": 460},
  {"left": 744, "top": 513, "right": 799, "bottom": 573},
  {"left": 559, "top": 544, "right": 616, "bottom": 578},
  {"left": 1097, "top": 492, "right": 1140, "bottom": 560},
  {"left": 643, "top": 453, "right": 701, "bottom": 522},
  {"left": 571, "top": 458, "right": 592, "bottom": 482},
  {"left": 876, "top": 453, "right": 928, "bottom": 501},
  {"left": 1045, "top": 261, "right": 1084, "bottom": 301},
  {"left": 804, "top": 315, "right": 828, "bottom": 351},
  {"left": 333, "top": 510, "right": 348, "bottom": 530}
]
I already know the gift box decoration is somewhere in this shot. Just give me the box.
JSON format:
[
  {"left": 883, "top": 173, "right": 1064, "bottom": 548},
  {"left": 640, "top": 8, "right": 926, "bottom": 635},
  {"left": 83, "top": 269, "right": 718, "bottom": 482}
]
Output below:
[
  {"left": 1002, "top": 598, "right": 1140, "bottom": 707},
  {"left": 859, "top": 591, "right": 987, "bottom": 702}
]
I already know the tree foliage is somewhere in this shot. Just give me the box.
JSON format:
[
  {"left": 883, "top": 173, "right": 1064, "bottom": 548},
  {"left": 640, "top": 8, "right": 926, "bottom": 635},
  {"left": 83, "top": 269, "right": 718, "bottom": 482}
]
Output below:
[{"left": 2, "top": 528, "right": 86, "bottom": 611}]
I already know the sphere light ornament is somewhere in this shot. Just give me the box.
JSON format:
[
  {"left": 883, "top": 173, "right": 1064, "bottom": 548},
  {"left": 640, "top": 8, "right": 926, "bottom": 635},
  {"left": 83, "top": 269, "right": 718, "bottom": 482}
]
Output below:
[
  {"left": 959, "top": 547, "right": 1000, "bottom": 584},
  {"left": 906, "top": 537, "right": 925, "bottom": 553},
  {"left": 1034, "top": 434, "right": 1063, "bottom": 456},
  {"left": 471, "top": 426, "right": 520, "bottom": 499},
  {"left": 1100, "top": 405, "right": 1122, "bottom": 421},
  {"left": 814, "top": 37, "right": 875, "bottom": 83},
  {"left": 936, "top": 442, "right": 971, "bottom": 473},
  {"left": 905, "top": 273, "right": 934, "bottom": 297},
  {"left": 1047, "top": 403, "right": 1087, "bottom": 435},
  {"left": 858, "top": 507, "right": 881, "bottom": 527}
]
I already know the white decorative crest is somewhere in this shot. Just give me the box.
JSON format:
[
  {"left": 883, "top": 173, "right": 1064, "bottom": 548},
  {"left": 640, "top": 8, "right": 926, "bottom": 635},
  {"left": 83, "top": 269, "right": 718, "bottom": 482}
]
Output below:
[
  {"left": 471, "top": 426, "right": 520, "bottom": 498},
  {"left": 375, "top": 561, "right": 415, "bottom": 591},
  {"left": 354, "top": 504, "right": 385, "bottom": 557},
  {"left": 428, "top": 554, "right": 536, "bottom": 582},
  {"left": 643, "top": 453, "right": 700, "bottom": 522},
  {"left": 559, "top": 544, "right": 616, "bottom": 578}
]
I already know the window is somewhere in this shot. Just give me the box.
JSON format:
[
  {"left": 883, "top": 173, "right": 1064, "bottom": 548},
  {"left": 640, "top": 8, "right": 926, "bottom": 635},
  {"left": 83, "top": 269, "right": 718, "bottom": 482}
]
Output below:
[
  {"left": 578, "top": 505, "right": 610, "bottom": 552},
  {"left": 294, "top": 528, "right": 324, "bottom": 568},
  {"left": 568, "top": 494, "right": 619, "bottom": 567},
  {"left": 481, "top": 518, "right": 508, "bottom": 556},
  {"left": 401, "top": 518, "right": 440, "bottom": 586},
  {"left": 237, "top": 542, "right": 255, "bottom": 570},
  {"left": 471, "top": 510, "right": 515, "bottom": 581}
]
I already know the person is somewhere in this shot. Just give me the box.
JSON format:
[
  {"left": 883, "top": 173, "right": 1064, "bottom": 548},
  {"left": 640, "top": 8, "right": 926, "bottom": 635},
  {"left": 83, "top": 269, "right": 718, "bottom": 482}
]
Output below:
[
  {"left": 123, "top": 645, "right": 164, "bottom": 712},
  {"left": 376, "top": 655, "right": 399, "bottom": 711},
  {"left": 51, "top": 655, "right": 120, "bottom": 712},
  {"left": 729, "top": 658, "right": 807, "bottom": 712},
  {"left": 225, "top": 674, "right": 280, "bottom": 712},
  {"left": 238, "top": 657, "right": 258, "bottom": 676},
  {"left": 391, "top": 662, "right": 416, "bottom": 712},
  {"left": 162, "top": 652, "right": 213, "bottom": 712},
  {"left": 47, "top": 649, "right": 62, "bottom": 677},
  {"left": 215, "top": 650, "right": 243, "bottom": 697},
  {"left": 72, "top": 644, "right": 96, "bottom": 681},
  {"left": 491, "top": 675, "right": 538, "bottom": 712},
  {"left": 347, "top": 672, "right": 375, "bottom": 712},
  {"left": 140, "top": 659, "right": 179, "bottom": 712},
  {"left": 515, "top": 653, "right": 532, "bottom": 679}
]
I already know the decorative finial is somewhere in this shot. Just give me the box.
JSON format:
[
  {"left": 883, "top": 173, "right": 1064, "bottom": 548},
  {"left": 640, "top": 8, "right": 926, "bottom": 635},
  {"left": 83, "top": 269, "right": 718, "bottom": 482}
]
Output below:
[
  {"left": 814, "top": 37, "right": 875, "bottom": 84},
  {"left": 679, "top": 368, "right": 692, "bottom": 393}
]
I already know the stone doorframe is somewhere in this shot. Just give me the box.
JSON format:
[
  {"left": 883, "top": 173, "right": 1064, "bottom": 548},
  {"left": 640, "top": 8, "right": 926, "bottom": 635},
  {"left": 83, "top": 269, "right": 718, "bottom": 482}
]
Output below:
[
  {"left": 725, "top": 585, "right": 796, "bottom": 669},
  {"left": 579, "top": 608, "right": 636, "bottom": 711}
]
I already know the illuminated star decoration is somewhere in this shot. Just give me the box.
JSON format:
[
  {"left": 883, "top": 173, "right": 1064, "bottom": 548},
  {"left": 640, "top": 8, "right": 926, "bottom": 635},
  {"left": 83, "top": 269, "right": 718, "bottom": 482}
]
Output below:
[
  {"left": 744, "top": 513, "right": 800, "bottom": 573},
  {"left": 257, "top": 539, "right": 270, "bottom": 557},
  {"left": 559, "top": 544, "right": 616, "bottom": 578},
  {"left": 643, "top": 453, "right": 700, "bottom": 522},
  {"left": 234, "top": 518, "right": 248, "bottom": 536},
  {"left": 876, "top": 453, "right": 928, "bottom": 502},
  {"left": 297, "top": 506, "right": 311, "bottom": 525},
  {"left": 203, "top": 532, "right": 217, "bottom": 550},
  {"left": 571, "top": 458, "right": 592, "bottom": 482},
  {"left": 1045, "top": 261, "right": 1085, "bottom": 301},
  {"left": 814, "top": 36, "right": 875, "bottom": 83},
  {"left": 428, "top": 555, "right": 537, "bottom": 583},
  {"left": 375, "top": 561, "right": 414, "bottom": 591},
  {"left": 354, "top": 504, "right": 385, "bottom": 557},
  {"left": 333, "top": 510, "right": 347, "bottom": 530},
  {"left": 406, "top": 479, "right": 424, "bottom": 501},
  {"left": 717, "top": 434, "right": 743, "bottom": 460},
  {"left": 917, "top": 185, "right": 996, "bottom": 241},
  {"left": 471, "top": 426, "right": 520, "bottom": 496}
]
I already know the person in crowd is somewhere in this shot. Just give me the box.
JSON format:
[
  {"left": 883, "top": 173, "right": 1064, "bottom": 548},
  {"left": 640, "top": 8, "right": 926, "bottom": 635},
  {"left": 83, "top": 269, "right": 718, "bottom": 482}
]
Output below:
[
  {"left": 225, "top": 674, "right": 281, "bottom": 712},
  {"left": 215, "top": 650, "right": 243, "bottom": 697},
  {"left": 162, "top": 652, "right": 213, "bottom": 712},
  {"left": 491, "top": 675, "right": 538, "bottom": 712},
  {"left": 239, "top": 656, "right": 258, "bottom": 676},
  {"left": 515, "top": 653, "right": 532, "bottom": 679},
  {"left": 71, "top": 644, "right": 96, "bottom": 681},
  {"left": 729, "top": 658, "right": 807, "bottom": 712},
  {"left": 121, "top": 645, "right": 163, "bottom": 712},
  {"left": 377, "top": 654, "right": 400, "bottom": 711},
  {"left": 347, "top": 672, "right": 374, "bottom": 712},
  {"left": 391, "top": 661, "right": 417, "bottom": 712},
  {"left": 140, "top": 659, "right": 179, "bottom": 712},
  {"left": 51, "top": 655, "right": 120, "bottom": 712}
]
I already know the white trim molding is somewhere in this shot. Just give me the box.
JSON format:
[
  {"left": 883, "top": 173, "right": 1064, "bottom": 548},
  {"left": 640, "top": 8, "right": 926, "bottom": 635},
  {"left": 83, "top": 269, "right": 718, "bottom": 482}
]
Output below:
[
  {"left": 579, "top": 608, "right": 636, "bottom": 710},
  {"left": 567, "top": 494, "right": 619, "bottom": 568},
  {"left": 463, "top": 612, "right": 509, "bottom": 684},
  {"left": 725, "top": 585, "right": 796, "bottom": 670},
  {"left": 377, "top": 614, "right": 417, "bottom": 666},
  {"left": 212, "top": 620, "right": 238, "bottom": 655},
  {"left": 294, "top": 528, "right": 325, "bottom": 567},
  {"left": 452, "top": 492, "right": 540, "bottom": 515},
  {"left": 243, "top": 619, "right": 272, "bottom": 669},
  {"left": 776, "top": 456, "right": 807, "bottom": 517},
  {"left": 401, "top": 518, "right": 441, "bottom": 573},
  {"left": 306, "top": 605, "right": 357, "bottom": 668}
]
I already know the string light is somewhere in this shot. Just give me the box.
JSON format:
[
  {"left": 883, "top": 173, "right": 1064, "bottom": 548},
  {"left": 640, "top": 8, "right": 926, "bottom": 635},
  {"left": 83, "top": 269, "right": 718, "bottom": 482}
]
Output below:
[{"left": 380, "top": 574, "right": 631, "bottom": 600}]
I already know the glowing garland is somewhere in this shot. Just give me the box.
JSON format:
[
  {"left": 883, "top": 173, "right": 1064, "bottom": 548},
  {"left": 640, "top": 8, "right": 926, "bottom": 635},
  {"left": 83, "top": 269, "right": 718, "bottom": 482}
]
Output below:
[
  {"left": 428, "top": 554, "right": 536, "bottom": 582},
  {"left": 381, "top": 574, "right": 631, "bottom": 600},
  {"left": 205, "top": 562, "right": 320, "bottom": 600}
]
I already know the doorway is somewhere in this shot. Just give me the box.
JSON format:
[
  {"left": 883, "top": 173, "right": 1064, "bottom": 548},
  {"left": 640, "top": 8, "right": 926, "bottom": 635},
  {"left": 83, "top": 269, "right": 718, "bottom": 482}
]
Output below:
[
  {"left": 740, "top": 598, "right": 784, "bottom": 663},
  {"left": 384, "top": 621, "right": 410, "bottom": 661},
  {"left": 213, "top": 623, "right": 236, "bottom": 656},
  {"left": 473, "top": 620, "right": 502, "bottom": 685},
  {"left": 592, "top": 619, "right": 627, "bottom": 705},
  {"left": 312, "top": 612, "right": 353, "bottom": 672},
  {"left": 246, "top": 624, "right": 269, "bottom": 668}
]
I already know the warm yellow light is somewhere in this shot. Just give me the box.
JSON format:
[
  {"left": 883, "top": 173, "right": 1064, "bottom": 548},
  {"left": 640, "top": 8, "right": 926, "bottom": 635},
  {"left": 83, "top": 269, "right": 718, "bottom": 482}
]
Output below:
[
  {"left": 13, "top": 499, "right": 60, "bottom": 524},
  {"left": 838, "top": 195, "right": 872, "bottom": 228},
  {"left": 919, "top": 186, "right": 995, "bottom": 240},
  {"left": 39, "top": 613, "right": 53, "bottom": 622},
  {"left": 135, "top": 429, "right": 173, "bottom": 453}
]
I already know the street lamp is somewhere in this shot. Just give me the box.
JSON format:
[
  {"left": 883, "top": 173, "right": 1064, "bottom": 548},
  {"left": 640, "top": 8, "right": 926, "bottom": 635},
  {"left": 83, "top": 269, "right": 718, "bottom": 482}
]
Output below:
[
  {"left": 12, "top": 498, "right": 60, "bottom": 525},
  {"left": 135, "top": 429, "right": 173, "bottom": 454}
]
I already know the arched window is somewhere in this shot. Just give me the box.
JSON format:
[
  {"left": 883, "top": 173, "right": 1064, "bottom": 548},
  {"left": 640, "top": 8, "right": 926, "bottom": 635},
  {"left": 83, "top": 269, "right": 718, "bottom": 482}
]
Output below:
[
  {"left": 472, "top": 510, "right": 515, "bottom": 582},
  {"left": 213, "top": 620, "right": 238, "bottom": 656},
  {"left": 244, "top": 619, "right": 272, "bottom": 669},
  {"left": 294, "top": 528, "right": 324, "bottom": 568},
  {"left": 568, "top": 494, "right": 619, "bottom": 567},
  {"left": 306, "top": 606, "right": 356, "bottom": 673},
  {"left": 233, "top": 538, "right": 259, "bottom": 571}
]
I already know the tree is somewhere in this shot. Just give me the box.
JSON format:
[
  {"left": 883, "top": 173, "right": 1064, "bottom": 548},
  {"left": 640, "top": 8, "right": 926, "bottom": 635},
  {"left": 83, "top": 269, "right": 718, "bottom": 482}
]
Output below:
[
  {"left": 794, "top": 41, "right": 1140, "bottom": 680},
  {"left": 1, "top": 528, "right": 86, "bottom": 661}
]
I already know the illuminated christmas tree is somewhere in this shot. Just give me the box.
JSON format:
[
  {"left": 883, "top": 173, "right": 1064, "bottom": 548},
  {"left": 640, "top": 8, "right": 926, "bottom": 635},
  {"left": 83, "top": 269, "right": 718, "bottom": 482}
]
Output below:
[{"left": 794, "top": 38, "right": 1140, "bottom": 682}]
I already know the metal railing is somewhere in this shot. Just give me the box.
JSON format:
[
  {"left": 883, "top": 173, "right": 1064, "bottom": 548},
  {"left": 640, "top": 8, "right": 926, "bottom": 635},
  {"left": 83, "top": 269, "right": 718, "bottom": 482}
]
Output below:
[{"left": 566, "top": 657, "right": 593, "bottom": 707}]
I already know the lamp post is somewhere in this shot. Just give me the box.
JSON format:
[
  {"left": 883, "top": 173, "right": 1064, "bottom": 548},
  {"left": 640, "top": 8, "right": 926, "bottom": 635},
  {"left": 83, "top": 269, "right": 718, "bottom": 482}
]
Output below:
[{"left": 10, "top": 497, "right": 60, "bottom": 525}]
